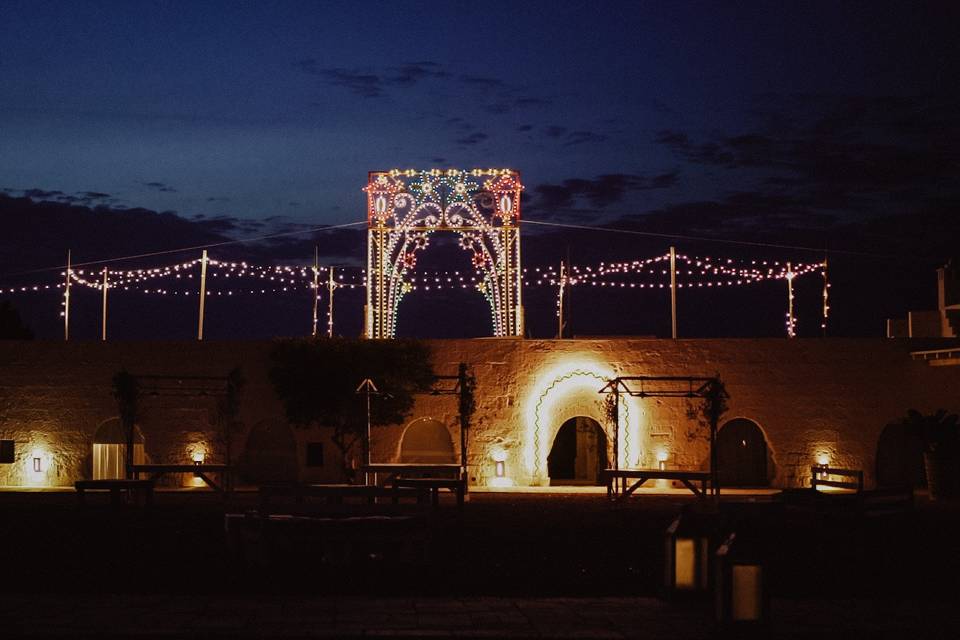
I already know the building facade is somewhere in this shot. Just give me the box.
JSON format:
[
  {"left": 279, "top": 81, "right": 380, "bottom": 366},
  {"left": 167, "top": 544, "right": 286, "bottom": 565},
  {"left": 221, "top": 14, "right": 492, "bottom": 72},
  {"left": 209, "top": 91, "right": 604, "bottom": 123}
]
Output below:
[{"left": 1, "top": 338, "right": 958, "bottom": 490}]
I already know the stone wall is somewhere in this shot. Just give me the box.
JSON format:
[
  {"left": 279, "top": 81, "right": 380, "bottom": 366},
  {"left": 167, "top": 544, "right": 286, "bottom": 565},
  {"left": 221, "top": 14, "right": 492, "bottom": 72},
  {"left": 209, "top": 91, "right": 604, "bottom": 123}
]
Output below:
[{"left": 1, "top": 339, "right": 957, "bottom": 488}]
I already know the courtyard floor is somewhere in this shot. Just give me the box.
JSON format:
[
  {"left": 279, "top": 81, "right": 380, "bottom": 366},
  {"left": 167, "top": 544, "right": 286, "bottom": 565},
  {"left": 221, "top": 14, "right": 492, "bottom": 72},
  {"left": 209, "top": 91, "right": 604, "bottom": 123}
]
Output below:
[{"left": 0, "top": 488, "right": 958, "bottom": 637}]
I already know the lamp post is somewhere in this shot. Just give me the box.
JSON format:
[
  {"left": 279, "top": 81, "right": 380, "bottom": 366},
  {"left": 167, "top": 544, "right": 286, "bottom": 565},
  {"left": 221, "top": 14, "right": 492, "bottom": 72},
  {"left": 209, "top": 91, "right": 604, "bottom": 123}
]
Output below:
[
  {"left": 715, "top": 532, "right": 768, "bottom": 628},
  {"left": 664, "top": 509, "right": 719, "bottom": 598}
]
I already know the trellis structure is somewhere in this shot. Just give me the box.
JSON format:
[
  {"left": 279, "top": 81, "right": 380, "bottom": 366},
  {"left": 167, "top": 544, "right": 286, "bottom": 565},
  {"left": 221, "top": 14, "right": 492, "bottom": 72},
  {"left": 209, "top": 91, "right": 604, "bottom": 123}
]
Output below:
[
  {"left": 599, "top": 375, "right": 728, "bottom": 497},
  {"left": 364, "top": 169, "right": 523, "bottom": 338}
]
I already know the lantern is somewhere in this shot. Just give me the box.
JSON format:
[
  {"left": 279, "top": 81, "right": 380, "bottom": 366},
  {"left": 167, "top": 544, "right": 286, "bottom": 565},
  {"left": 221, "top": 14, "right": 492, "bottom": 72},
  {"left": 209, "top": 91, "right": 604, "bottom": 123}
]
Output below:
[
  {"left": 715, "top": 532, "right": 768, "bottom": 627},
  {"left": 664, "top": 510, "right": 718, "bottom": 597}
]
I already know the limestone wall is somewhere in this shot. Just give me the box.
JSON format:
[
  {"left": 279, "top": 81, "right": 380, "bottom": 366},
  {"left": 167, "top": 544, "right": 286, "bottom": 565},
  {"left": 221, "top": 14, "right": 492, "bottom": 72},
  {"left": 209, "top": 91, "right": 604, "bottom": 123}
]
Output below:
[{"left": 0, "top": 339, "right": 957, "bottom": 488}]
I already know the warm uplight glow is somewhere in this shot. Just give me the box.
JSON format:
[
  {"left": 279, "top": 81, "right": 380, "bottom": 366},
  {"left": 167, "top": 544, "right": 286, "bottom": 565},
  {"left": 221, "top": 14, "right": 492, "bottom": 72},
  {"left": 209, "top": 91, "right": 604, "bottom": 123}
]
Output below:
[
  {"left": 192, "top": 450, "right": 205, "bottom": 464},
  {"left": 816, "top": 452, "right": 830, "bottom": 467},
  {"left": 26, "top": 447, "right": 52, "bottom": 486},
  {"left": 524, "top": 359, "right": 642, "bottom": 484}
]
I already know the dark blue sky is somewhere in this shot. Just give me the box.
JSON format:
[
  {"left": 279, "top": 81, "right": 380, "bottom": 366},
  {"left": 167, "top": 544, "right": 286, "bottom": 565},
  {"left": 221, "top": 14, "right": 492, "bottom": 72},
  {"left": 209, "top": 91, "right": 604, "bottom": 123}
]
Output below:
[
  {"left": 1, "top": 1, "right": 959, "bottom": 339},
  {"left": 2, "top": 1, "right": 955, "bottom": 224}
]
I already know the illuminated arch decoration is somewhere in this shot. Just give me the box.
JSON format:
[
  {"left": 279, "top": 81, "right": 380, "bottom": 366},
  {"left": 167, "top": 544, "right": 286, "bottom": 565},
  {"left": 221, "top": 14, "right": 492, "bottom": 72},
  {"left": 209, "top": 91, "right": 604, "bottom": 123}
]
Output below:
[
  {"left": 364, "top": 169, "right": 523, "bottom": 338},
  {"left": 523, "top": 365, "right": 642, "bottom": 485}
]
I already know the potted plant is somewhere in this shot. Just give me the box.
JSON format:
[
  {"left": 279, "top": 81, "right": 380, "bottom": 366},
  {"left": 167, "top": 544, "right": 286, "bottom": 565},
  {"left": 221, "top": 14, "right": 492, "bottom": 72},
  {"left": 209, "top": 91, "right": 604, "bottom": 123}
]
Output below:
[{"left": 901, "top": 409, "right": 960, "bottom": 499}]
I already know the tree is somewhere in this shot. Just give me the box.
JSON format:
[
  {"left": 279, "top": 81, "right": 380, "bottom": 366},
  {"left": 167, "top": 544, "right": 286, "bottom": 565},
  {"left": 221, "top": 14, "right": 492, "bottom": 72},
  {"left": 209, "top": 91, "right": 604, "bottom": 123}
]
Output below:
[
  {"left": 686, "top": 376, "right": 729, "bottom": 492},
  {"left": 269, "top": 338, "right": 434, "bottom": 479},
  {"left": 0, "top": 301, "right": 33, "bottom": 339},
  {"left": 112, "top": 368, "right": 139, "bottom": 478},
  {"left": 214, "top": 367, "right": 246, "bottom": 471}
]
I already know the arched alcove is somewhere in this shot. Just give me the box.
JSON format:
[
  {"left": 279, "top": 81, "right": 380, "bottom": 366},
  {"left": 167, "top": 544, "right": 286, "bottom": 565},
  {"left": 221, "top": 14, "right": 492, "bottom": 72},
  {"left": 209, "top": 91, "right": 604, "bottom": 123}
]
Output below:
[
  {"left": 876, "top": 421, "right": 926, "bottom": 488},
  {"left": 548, "top": 416, "right": 608, "bottom": 485},
  {"left": 400, "top": 418, "right": 456, "bottom": 463},
  {"left": 716, "top": 418, "right": 770, "bottom": 487},
  {"left": 239, "top": 419, "right": 298, "bottom": 482},
  {"left": 92, "top": 418, "right": 145, "bottom": 480}
]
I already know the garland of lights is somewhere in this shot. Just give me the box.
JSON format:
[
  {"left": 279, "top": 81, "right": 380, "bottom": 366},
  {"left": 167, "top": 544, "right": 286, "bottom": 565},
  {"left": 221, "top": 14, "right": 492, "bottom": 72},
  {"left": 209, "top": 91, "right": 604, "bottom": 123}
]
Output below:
[
  {"left": 532, "top": 370, "right": 629, "bottom": 480},
  {"left": 364, "top": 169, "right": 523, "bottom": 338}
]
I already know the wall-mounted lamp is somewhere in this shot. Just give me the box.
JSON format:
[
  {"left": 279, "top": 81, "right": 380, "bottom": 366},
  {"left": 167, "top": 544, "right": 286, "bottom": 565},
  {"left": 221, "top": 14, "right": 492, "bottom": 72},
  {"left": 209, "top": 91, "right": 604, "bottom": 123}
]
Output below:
[
  {"left": 192, "top": 450, "right": 205, "bottom": 465},
  {"left": 656, "top": 449, "right": 669, "bottom": 471},
  {"left": 33, "top": 457, "right": 42, "bottom": 473},
  {"left": 490, "top": 447, "right": 513, "bottom": 487},
  {"left": 815, "top": 453, "right": 830, "bottom": 481}
]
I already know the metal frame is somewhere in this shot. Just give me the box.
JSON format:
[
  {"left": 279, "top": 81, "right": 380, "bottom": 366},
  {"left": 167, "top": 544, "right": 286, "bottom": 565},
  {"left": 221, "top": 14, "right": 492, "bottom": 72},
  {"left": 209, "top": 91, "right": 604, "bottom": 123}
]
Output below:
[
  {"left": 599, "top": 375, "right": 727, "bottom": 497},
  {"left": 364, "top": 169, "right": 523, "bottom": 339}
]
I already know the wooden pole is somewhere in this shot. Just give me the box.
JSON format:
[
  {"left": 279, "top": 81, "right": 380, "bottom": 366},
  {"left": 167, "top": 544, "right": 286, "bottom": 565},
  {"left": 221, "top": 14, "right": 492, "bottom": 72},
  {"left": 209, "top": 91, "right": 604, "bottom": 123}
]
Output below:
[
  {"left": 197, "top": 249, "right": 208, "bottom": 341},
  {"left": 311, "top": 247, "right": 319, "bottom": 337},
  {"left": 458, "top": 363, "right": 468, "bottom": 470},
  {"left": 786, "top": 261, "right": 795, "bottom": 338},
  {"left": 670, "top": 246, "right": 677, "bottom": 339},
  {"left": 101, "top": 267, "right": 108, "bottom": 341},
  {"left": 327, "top": 266, "right": 336, "bottom": 338},
  {"left": 821, "top": 256, "right": 829, "bottom": 337},
  {"left": 63, "top": 250, "right": 71, "bottom": 341},
  {"left": 557, "top": 260, "right": 565, "bottom": 338}
]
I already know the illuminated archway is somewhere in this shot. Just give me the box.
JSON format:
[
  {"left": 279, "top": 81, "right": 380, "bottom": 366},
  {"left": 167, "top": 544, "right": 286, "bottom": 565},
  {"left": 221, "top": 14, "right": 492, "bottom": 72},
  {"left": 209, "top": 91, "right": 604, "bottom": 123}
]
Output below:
[
  {"left": 92, "top": 417, "right": 145, "bottom": 480},
  {"left": 548, "top": 416, "right": 608, "bottom": 485},
  {"left": 364, "top": 169, "right": 523, "bottom": 338},
  {"left": 524, "top": 364, "right": 642, "bottom": 485}
]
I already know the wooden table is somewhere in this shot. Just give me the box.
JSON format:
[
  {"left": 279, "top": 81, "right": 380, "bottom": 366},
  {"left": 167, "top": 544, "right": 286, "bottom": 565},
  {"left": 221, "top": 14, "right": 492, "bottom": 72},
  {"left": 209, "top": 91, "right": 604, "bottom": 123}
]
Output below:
[
  {"left": 601, "top": 468, "right": 712, "bottom": 500},
  {"left": 132, "top": 463, "right": 231, "bottom": 493},
  {"left": 362, "top": 464, "right": 466, "bottom": 507},
  {"left": 75, "top": 479, "right": 155, "bottom": 507}
]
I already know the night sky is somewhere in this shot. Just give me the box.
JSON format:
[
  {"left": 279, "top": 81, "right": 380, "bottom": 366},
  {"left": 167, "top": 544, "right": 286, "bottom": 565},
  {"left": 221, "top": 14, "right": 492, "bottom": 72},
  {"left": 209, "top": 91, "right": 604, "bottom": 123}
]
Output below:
[{"left": 1, "top": 1, "right": 959, "bottom": 340}]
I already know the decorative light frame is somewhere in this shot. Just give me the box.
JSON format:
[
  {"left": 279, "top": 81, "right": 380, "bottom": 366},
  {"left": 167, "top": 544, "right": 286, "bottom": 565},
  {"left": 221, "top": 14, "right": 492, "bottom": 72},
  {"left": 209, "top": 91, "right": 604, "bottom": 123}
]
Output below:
[{"left": 364, "top": 169, "right": 523, "bottom": 338}]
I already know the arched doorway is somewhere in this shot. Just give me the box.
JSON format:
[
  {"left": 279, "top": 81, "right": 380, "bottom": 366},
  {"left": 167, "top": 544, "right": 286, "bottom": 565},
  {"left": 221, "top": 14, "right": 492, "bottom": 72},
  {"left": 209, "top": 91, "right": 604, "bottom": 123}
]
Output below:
[
  {"left": 93, "top": 418, "right": 145, "bottom": 479},
  {"left": 876, "top": 421, "right": 925, "bottom": 488},
  {"left": 400, "top": 418, "right": 456, "bottom": 463},
  {"left": 239, "top": 419, "right": 298, "bottom": 482},
  {"left": 717, "top": 418, "right": 769, "bottom": 487},
  {"left": 548, "top": 417, "right": 608, "bottom": 485}
]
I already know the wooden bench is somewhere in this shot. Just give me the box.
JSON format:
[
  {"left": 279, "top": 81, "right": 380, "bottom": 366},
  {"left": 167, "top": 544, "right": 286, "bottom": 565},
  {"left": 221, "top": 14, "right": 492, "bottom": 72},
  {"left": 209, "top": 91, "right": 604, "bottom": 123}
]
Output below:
[
  {"left": 75, "top": 479, "right": 155, "bottom": 507},
  {"left": 811, "top": 466, "right": 863, "bottom": 492},
  {"left": 601, "top": 468, "right": 712, "bottom": 500},
  {"left": 391, "top": 477, "right": 467, "bottom": 507},
  {"left": 779, "top": 467, "right": 912, "bottom": 518},
  {"left": 132, "top": 463, "right": 231, "bottom": 493}
]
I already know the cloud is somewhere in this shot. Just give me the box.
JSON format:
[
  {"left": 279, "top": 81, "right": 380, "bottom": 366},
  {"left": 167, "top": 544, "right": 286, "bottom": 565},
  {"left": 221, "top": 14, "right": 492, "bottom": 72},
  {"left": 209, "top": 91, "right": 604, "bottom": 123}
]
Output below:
[
  {"left": 655, "top": 94, "right": 960, "bottom": 213},
  {"left": 142, "top": 181, "right": 176, "bottom": 193},
  {"left": 456, "top": 132, "right": 488, "bottom": 146},
  {"left": 533, "top": 172, "right": 679, "bottom": 210},
  {"left": 317, "top": 67, "right": 384, "bottom": 98},
  {"left": 544, "top": 125, "right": 567, "bottom": 138},
  {"left": 296, "top": 60, "right": 555, "bottom": 113},
  {"left": 388, "top": 61, "right": 449, "bottom": 86},
  {"left": 564, "top": 130, "right": 608, "bottom": 146},
  {"left": 514, "top": 96, "right": 551, "bottom": 108},
  {"left": 23, "top": 188, "right": 65, "bottom": 199},
  {"left": 458, "top": 74, "right": 504, "bottom": 89}
]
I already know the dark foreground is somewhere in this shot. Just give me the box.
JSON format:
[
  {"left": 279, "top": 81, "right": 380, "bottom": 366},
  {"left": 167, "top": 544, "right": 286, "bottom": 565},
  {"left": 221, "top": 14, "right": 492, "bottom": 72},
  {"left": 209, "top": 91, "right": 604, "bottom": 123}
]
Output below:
[{"left": 1, "top": 490, "right": 959, "bottom": 637}]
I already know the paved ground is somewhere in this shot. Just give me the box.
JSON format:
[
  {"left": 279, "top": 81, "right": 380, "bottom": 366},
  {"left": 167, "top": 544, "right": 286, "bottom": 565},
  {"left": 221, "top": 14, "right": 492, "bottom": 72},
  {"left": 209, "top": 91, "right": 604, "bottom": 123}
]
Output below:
[{"left": 2, "top": 594, "right": 958, "bottom": 638}]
